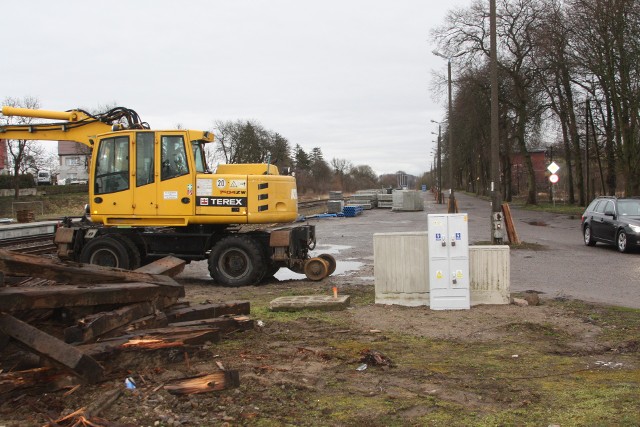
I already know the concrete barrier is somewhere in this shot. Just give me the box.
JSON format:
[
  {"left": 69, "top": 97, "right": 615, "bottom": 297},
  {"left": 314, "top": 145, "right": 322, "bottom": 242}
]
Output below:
[{"left": 374, "top": 232, "right": 510, "bottom": 307}]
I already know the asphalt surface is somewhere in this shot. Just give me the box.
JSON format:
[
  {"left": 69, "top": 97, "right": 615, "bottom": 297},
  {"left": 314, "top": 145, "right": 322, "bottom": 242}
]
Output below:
[{"left": 309, "top": 191, "right": 640, "bottom": 309}]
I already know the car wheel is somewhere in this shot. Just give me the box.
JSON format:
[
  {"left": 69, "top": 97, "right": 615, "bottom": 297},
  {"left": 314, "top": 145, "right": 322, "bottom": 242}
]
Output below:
[
  {"left": 583, "top": 226, "right": 596, "bottom": 246},
  {"left": 617, "top": 230, "right": 629, "bottom": 253}
]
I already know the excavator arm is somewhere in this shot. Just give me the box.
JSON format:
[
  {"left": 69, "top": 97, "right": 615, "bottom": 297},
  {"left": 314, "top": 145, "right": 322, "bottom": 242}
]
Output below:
[{"left": 0, "top": 106, "right": 149, "bottom": 147}]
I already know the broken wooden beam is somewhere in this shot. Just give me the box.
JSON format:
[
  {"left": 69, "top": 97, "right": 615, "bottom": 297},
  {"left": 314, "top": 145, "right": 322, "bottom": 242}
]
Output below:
[
  {"left": 0, "top": 250, "right": 184, "bottom": 297},
  {"left": 164, "top": 301, "right": 250, "bottom": 323},
  {"left": 163, "top": 371, "right": 240, "bottom": 395},
  {"left": 0, "top": 313, "right": 104, "bottom": 384},
  {"left": 168, "top": 315, "right": 254, "bottom": 334},
  {"left": 134, "top": 256, "right": 186, "bottom": 277},
  {"left": 64, "top": 302, "right": 156, "bottom": 344},
  {"left": 0, "top": 282, "right": 181, "bottom": 312},
  {"left": 80, "top": 327, "right": 221, "bottom": 360}
]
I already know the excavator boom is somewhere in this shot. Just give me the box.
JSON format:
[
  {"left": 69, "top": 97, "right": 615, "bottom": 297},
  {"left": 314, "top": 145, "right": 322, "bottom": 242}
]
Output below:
[{"left": 0, "top": 106, "right": 148, "bottom": 147}]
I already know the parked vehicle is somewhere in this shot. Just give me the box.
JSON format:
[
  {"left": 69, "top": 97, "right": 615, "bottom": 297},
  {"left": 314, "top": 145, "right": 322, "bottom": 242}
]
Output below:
[
  {"left": 581, "top": 196, "right": 640, "bottom": 252},
  {"left": 37, "top": 170, "right": 52, "bottom": 185}
]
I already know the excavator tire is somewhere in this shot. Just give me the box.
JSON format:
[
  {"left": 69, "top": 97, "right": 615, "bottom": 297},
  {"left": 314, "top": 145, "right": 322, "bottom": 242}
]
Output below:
[
  {"left": 79, "top": 235, "right": 135, "bottom": 270},
  {"left": 208, "top": 235, "right": 267, "bottom": 287},
  {"left": 109, "top": 234, "right": 142, "bottom": 270}
]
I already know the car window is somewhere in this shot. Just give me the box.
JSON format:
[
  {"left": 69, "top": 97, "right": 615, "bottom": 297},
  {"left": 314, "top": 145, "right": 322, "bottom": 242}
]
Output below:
[
  {"left": 594, "top": 200, "right": 608, "bottom": 214},
  {"left": 618, "top": 200, "right": 640, "bottom": 216}
]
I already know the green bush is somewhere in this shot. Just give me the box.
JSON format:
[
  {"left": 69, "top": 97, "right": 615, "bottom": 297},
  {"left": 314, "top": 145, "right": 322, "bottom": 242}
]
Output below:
[{"left": 0, "top": 174, "right": 35, "bottom": 189}]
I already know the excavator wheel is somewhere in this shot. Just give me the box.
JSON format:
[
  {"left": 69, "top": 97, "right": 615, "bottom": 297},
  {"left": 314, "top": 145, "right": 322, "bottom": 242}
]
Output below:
[
  {"left": 303, "top": 257, "right": 330, "bottom": 281},
  {"left": 79, "top": 235, "right": 135, "bottom": 269},
  {"left": 318, "top": 254, "right": 337, "bottom": 276},
  {"left": 208, "top": 235, "right": 266, "bottom": 287},
  {"left": 109, "top": 234, "right": 142, "bottom": 270}
]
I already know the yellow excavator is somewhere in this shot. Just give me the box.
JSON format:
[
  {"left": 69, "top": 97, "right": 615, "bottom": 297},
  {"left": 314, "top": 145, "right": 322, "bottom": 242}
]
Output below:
[{"left": 0, "top": 106, "right": 336, "bottom": 285}]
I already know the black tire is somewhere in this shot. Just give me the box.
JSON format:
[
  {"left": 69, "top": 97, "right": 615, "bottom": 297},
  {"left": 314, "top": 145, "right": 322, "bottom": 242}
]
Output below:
[
  {"left": 617, "top": 230, "right": 629, "bottom": 253},
  {"left": 79, "top": 236, "right": 134, "bottom": 269},
  {"left": 263, "top": 264, "right": 281, "bottom": 279},
  {"left": 583, "top": 226, "right": 596, "bottom": 246},
  {"left": 208, "top": 235, "right": 266, "bottom": 286},
  {"left": 110, "top": 235, "right": 142, "bottom": 270}
]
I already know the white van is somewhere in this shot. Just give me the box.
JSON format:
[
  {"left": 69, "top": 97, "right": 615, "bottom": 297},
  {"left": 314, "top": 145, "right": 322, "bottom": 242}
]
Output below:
[{"left": 37, "top": 170, "right": 52, "bottom": 185}]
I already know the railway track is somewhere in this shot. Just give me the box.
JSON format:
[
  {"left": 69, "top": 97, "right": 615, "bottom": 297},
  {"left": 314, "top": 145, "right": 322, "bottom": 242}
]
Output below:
[{"left": 0, "top": 233, "right": 57, "bottom": 255}]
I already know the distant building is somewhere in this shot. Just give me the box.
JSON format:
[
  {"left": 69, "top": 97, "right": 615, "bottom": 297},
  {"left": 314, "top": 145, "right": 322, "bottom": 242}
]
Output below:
[
  {"left": 58, "top": 140, "right": 91, "bottom": 184},
  {"left": 511, "top": 149, "right": 549, "bottom": 196}
]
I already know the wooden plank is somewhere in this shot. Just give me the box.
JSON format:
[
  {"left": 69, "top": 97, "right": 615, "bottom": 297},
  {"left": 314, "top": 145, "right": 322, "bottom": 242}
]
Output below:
[
  {"left": 0, "top": 282, "right": 181, "bottom": 312},
  {"left": 168, "top": 316, "right": 254, "bottom": 334},
  {"left": 164, "top": 301, "right": 251, "bottom": 323},
  {"left": 163, "top": 371, "right": 240, "bottom": 395},
  {"left": 81, "top": 328, "right": 221, "bottom": 359},
  {"left": 134, "top": 256, "right": 186, "bottom": 277},
  {"left": 0, "top": 250, "right": 185, "bottom": 297},
  {"left": 64, "top": 302, "right": 156, "bottom": 344},
  {"left": 0, "top": 367, "right": 76, "bottom": 396},
  {"left": 0, "top": 313, "right": 103, "bottom": 384},
  {"left": 102, "top": 312, "right": 170, "bottom": 338},
  {"left": 501, "top": 203, "right": 520, "bottom": 244}
]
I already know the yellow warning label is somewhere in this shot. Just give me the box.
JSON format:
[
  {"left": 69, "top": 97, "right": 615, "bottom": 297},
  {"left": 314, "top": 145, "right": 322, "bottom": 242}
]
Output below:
[
  {"left": 436, "top": 271, "right": 443, "bottom": 279},
  {"left": 456, "top": 270, "right": 464, "bottom": 278}
]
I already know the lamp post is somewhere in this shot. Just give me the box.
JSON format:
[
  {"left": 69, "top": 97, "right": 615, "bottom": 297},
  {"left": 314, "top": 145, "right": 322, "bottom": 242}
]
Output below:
[
  {"left": 432, "top": 50, "right": 460, "bottom": 213},
  {"left": 430, "top": 121, "right": 443, "bottom": 204}
]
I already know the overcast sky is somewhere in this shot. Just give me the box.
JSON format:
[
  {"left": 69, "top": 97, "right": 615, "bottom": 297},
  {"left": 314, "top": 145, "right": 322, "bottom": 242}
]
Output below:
[{"left": 1, "top": 0, "right": 470, "bottom": 177}]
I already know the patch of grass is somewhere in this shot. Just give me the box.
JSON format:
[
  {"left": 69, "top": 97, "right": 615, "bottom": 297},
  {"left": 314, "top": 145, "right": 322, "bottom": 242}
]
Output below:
[
  {"left": 510, "top": 199, "right": 586, "bottom": 217},
  {"left": 0, "top": 192, "right": 88, "bottom": 219}
]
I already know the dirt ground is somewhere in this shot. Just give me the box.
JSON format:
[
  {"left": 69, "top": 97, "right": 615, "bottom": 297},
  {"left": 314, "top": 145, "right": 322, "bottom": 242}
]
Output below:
[{"left": 2, "top": 267, "right": 638, "bottom": 427}]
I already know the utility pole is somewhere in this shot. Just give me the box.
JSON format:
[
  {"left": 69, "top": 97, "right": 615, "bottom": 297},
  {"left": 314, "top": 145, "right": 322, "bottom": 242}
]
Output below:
[
  {"left": 490, "top": 0, "right": 503, "bottom": 244},
  {"left": 433, "top": 50, "right": 459, "bottom": 213},
  {"left": 431, "top": 121, "right": 443, "bottom": 204}
]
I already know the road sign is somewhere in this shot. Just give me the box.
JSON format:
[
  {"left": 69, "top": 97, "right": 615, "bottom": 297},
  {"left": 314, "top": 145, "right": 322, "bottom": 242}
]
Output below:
[
  {"left": 549, "top": 173, "right": 559, "bottom": 184},
  {"left": 547, "top": 161, "right": 560, "bottom": 174}
]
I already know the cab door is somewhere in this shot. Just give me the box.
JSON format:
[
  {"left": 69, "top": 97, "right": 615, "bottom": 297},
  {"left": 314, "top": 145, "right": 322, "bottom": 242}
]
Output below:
[
  {"left": 91, "top": 133, "right": 134, "bottom": 219},
  {"left": 155, "top": 132, "right": 193, "bottom": 218},
  {"left": 132, "top": 132, "right": 158, "bottom": 216}
]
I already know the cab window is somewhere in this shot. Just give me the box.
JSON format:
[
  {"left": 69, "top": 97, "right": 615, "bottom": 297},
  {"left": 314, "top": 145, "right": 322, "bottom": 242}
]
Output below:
[
  {"left": 161, "top": 135, "right": 189, "bottom": 180},
  {"left": 136, "top": 132, "right": 155, "bottom": 187},
  {"left": 95, "top": 136, "right": 130, "bottom": 194},
  {"left": 191, "top": 141, "right": 208, "bottom": 173}
]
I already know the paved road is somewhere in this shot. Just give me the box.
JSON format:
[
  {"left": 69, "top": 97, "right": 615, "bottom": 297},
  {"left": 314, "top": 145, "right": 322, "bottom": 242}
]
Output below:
[
  {"left": 311, "top": 191, "right": 639, "bottom": 309},
  {"left": 432, "top": 192, "right": 640, "bottom": 309}
]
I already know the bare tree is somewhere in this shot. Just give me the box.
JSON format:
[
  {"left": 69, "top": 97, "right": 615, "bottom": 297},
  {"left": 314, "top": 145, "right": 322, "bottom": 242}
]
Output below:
[{"left": 1, "top": 96, "right": 41, "bottom": 198}]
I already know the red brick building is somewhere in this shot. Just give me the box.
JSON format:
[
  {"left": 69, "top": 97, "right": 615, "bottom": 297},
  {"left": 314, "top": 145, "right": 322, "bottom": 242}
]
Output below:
[{"left": 511, "top": 149, "right": 549, "bottom": 196}]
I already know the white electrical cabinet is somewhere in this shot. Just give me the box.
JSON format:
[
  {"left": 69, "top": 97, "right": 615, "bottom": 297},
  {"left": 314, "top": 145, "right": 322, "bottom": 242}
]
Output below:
[{"left": 428, "top": 214, "right": 470, "bottom": 310}]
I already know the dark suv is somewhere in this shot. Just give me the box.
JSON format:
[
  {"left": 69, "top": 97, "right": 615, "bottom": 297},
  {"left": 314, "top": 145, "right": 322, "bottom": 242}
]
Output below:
[{"left": 581, "top": 196, "right": 640, "bottom": 252}]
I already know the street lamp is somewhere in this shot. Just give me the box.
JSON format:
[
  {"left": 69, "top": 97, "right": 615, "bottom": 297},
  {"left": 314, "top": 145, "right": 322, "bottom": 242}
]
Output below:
[
  {"left": 432, "top": 49, "right": 463, "bottom": 213},
  {"left": 430, "top": 120, "right": 443, "bottom": 204}
]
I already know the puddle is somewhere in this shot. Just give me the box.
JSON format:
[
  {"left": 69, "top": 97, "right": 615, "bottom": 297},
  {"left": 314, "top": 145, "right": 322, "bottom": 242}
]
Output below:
[
  {"left": 311, "top": 244, "right": 351, "bottom": 255},
  {"left": 274, "top": 259, "right": 364, "bottom": 281}
]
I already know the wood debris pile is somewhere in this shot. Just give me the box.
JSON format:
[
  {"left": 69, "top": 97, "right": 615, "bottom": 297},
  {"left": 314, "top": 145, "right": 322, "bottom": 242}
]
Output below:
[{"left": 0, "top": 250, "right": 250, "bottom": 399}]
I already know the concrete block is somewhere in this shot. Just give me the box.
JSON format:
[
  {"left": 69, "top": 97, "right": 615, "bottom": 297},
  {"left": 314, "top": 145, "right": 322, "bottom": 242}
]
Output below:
[
  {"left": 469, "top": 245, "right": 510, "bottom": 305},
  {"left": 374, "top": 232, "right": 429, "bottom": 306},
  {"left": 270, "top": 295, "right": 351, "bottom": 312}
]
